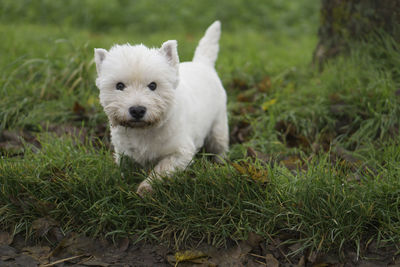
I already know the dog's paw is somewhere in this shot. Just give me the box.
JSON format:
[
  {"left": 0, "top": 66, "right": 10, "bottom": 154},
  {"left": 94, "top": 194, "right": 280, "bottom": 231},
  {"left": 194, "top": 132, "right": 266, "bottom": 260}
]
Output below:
[
  {"left": 213, "top": 154, "right": 226, "bottom": 165},
  {"left": 136, "top": 180, "right": 153, "bottom": 197}
]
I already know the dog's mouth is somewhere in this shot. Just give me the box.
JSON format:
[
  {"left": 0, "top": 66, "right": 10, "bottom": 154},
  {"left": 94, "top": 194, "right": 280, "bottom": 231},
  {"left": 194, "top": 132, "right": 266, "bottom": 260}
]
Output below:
[{"left": 119, "top": 120, "right": 152, "bottom": 128}]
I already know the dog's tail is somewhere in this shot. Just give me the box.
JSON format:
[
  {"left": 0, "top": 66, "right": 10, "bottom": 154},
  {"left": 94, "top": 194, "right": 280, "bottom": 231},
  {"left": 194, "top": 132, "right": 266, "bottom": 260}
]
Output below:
[{"left": 193, "top": 20, "right": 221, "bottom": 67}]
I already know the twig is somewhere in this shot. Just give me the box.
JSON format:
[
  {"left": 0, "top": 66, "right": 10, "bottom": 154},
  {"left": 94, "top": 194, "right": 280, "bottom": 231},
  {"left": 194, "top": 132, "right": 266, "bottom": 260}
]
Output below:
[
  {"left": 254, "top": 259, "right": 267, "bottom": 266},
  {"left": 40, "top": 254, "right": 85, "bottom": 267},
  {"left": 249, "top": 253, "right": 266, "bottom": 259}
]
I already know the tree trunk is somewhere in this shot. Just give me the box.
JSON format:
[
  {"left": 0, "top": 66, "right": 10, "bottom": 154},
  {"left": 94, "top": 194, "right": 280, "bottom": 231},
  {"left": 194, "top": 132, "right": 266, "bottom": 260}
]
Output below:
[{"left": 314, "top": 0, "right": 400, "bottom": 66}]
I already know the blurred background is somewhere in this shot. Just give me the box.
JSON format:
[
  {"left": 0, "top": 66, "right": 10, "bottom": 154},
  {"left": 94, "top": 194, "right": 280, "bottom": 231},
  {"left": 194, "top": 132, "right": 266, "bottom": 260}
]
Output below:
[{"left": 1, "top": 0, "right": 318, "bottom": 35}]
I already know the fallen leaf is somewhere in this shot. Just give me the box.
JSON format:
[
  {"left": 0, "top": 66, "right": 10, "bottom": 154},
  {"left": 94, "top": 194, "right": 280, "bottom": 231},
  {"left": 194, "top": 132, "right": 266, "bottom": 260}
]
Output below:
[
  {"left": 231, "top": 78, "right": 249, "bottom": 91},
  {"left": 230, "top": 121, "right": 252, "bottom": 144},
  {"left": 50, "top": 233, "right": 93, "bottom": 257},
  {"left": 280, "top": 155, "right": 303, "bottom": 171},
  {"left": 167, "top": 249, "right": 211, "bottom": 266},
  {"left": 237, "top": 92, "right": 253, "bottom": 102},
  {"left": 265, "top": 253, "right": 279, "bottom": 267},
  {"left": 275, "top": 120, "right": 310, "bottom": 149},
  {"left": 247, "top": 147, "right": 273, "bottom": 164},
  {"left": 208, "top": 241, "right": 252, "bottom": 266},
  {"left": 32, "top": 217, "right": 59, "bottom": 237},
  {"left": 0, "top": 232, "right": 13, "bottom": 246},
  {"left": 0, "top": 245, "right": 17, "bottom": 261},
  {"left": 22, "top": 246, "right": 51, "bottom": 262},
  {"left": 261, "top": 98, "right": 277, "bottom": 111},
  {"left": 232, "top": 161, "right": 269, "bottom": 183},
  {"left": 297, "top": 255, "right": 305, "bottom": 266},
  {"left": 49, "top": 227, "right": 64, "bottom": 243},
  {"left": 308, "top": 251, "right": 318, "bottom": 263},
  {"left": 14, "top": 254, "right": 39, "bottom": 267},
  {"left": 73, "top": 101, "right": 86, "bottom": 116},
  {"left": 246, "top": 232, "right": 264, "bottom": 249},
  {"left": 175, "top": 250, "right": 208, "bottom": 263},
  {"left": 257, "top": 76, "right": 272, "bottom": 92}
]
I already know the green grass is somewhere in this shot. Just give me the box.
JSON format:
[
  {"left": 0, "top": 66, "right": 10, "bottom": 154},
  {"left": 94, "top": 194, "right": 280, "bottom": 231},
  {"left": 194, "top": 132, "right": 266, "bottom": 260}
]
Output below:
[{"left": 1, "top": 0, "right": 400, "bottom": 259}]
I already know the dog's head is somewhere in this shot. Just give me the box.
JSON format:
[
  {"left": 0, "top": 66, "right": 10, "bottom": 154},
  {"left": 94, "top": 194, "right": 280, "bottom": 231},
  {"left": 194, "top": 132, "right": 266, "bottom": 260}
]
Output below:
[{"left": 94, "top": 41, "right": 179, "bottom": 129}]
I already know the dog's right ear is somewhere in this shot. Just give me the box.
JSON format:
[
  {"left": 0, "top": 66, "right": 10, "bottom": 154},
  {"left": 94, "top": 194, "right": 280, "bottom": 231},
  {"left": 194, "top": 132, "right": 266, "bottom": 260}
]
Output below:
[
  {"left": 94, "top": 48, "right": 108, "bottom": 74},
  {"left": 160, "top": 40, "right": 179, "bottom": 68}
]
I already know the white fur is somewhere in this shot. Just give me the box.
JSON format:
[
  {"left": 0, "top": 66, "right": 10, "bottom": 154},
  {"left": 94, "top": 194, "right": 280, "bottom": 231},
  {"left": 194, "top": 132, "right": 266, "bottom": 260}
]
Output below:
[{"left": 94, "top": 21, "right": 228, "bottom": 195}]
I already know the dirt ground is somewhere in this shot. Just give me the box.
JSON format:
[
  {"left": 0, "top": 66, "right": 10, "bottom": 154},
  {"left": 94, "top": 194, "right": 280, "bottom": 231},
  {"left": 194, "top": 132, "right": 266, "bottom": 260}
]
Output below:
[{"left": 0, "top": 231, "right": 399, "bottom": 267}]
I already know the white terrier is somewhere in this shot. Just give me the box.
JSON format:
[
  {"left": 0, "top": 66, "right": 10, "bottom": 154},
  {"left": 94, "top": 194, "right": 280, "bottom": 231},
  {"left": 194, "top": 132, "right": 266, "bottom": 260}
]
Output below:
[{"left": 94, "top": 21, "right": 228, "bottom": 195}]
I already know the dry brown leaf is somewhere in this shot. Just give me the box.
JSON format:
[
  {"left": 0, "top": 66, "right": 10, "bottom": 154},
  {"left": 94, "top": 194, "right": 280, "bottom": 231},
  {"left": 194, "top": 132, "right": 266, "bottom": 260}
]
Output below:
[
  {"left": 50, "top": 233, "right": 93, "bottom": 257},
  {"left": 49, "top": 227, "right": 64, "bottom": 242},
  {"left": 247, "top": 147, "right": 273, "bottom": 164},
  {"left": 0, "top": 232, "right": 13, "bottom": 246},
  {"left": 265, "top": 253, "right": 279, "bottom": 267},
  {"left": 231, "top": 78, "right": 249, "bottom": 91},
  {"left": 208, "top": 241, "right": 252, "bottom": 266},
  {"left": 297, "top": 255, "right": 305, "bottom": 266},
  {"left": 32, "top": 217, "right": 59, "bottom": 237},
  {"left": 22, "top": 245, "right": 51, "bottom": 262},
  {"left": 73, "top": 101, "right": 87, "bottom": 117},
  {"left": 0, "top": 245, "right": 18, "bottom": 261},
  {"left": 280, "top": 155, "right": 303, "bottom": 171},
  {"left": 14, "top": 254, "right": 39, "bottom": 267},
  {"left": 230, "top": 121, "right": 252, "bottom": 144},
  {"left": 257, "top": 76, "right": 272, "bottom": 92},
  {"left": 246, "top": 232, "right": 264, "bottom": 249},
  {"left": 237, "top": 92, "right": 253, "bottom": 102},
  {"left": 232, "top": 162, "right": 269, "bottom": 183},
  {"left": 308, "top": 251, "right": 318, "bottom": 263},
  {"left": 275, "top": 120, "right": 310, "bottom": 149}
]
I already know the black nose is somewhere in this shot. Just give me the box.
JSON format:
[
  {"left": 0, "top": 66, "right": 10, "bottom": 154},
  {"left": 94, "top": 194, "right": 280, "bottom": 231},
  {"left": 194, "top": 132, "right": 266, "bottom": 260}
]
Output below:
[{"left": 129, "top": 106, "right": 147, "bottom": 120}]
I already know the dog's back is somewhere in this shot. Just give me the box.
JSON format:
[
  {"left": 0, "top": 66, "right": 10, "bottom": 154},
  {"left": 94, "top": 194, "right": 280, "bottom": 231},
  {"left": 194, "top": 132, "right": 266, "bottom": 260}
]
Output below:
[{"left": 176, "top": 20, "right": 226, "bottom": 151}]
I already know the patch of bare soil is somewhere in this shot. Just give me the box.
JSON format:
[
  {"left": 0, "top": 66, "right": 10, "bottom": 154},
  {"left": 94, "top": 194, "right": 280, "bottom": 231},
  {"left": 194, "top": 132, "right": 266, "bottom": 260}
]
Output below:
[
  {"left": 0, "top": 231, "right": 169, "bottom": 267},
  {"left": 1, "top": 230, "right": 399, "bottom": 267},
  {"left": 0, "top": 121, "right": 110, "bottom": 158}
]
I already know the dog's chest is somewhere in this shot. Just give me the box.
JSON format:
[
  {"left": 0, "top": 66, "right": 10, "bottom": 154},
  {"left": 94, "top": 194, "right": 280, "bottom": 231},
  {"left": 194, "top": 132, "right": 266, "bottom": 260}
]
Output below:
[{"left": 111, "top": 126, "right": 178, "bottom": 165}]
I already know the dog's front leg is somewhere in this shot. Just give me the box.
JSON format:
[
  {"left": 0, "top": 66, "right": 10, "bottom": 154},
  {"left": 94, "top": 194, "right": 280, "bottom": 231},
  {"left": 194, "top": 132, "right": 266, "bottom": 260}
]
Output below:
[{"left": 136, "top": 149, "right": 195, "bottom": 196}]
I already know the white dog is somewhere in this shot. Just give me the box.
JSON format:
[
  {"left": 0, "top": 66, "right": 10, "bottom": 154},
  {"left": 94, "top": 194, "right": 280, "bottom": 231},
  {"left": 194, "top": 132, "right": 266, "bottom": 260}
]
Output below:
[{"left": 94, "top": 21, "right": 228, "bottom": 195}]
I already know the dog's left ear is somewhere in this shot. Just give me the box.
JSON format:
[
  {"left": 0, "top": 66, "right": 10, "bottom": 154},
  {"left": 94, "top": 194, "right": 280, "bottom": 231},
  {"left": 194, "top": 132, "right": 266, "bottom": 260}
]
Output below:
[
  {"left": 94, "top": 48, "right": 108, "bottom": 74},
  {"left": 160, "top": 40, "right": 179, "bottom": 67}
]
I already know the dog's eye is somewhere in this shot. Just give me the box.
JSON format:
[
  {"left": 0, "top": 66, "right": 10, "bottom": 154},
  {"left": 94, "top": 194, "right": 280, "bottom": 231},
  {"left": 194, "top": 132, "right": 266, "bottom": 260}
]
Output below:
[
  {"left": 116, "top": 82, "right": 125, "bottom": 90},
  {"left": 147, "top": 82, "right": 157, "bottom": 91}
]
